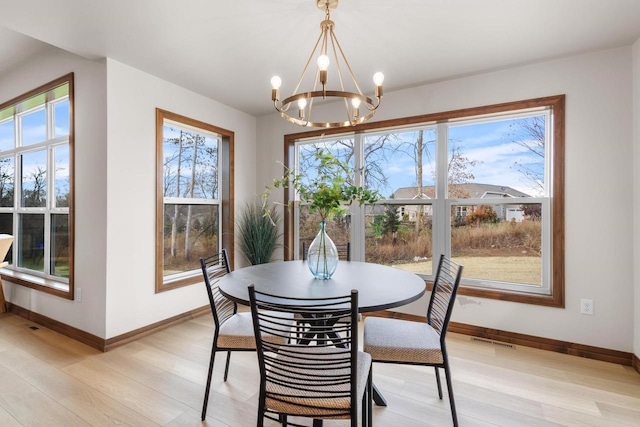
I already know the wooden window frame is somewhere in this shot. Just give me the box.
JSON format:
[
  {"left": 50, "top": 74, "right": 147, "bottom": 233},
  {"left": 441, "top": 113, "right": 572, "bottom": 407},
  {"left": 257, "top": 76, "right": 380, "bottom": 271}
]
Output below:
[
  {"left": 155, "top": 109, "right": 234, "bottom": 293},
  {"left": 0, "top": 73, "right": 75, "bottom": 299},
  {"left": 283, "top": 95, "right": 565, "bottom": 307}
]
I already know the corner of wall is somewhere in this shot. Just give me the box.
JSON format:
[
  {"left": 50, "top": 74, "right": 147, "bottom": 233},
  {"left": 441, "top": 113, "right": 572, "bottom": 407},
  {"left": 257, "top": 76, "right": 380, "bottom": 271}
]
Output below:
[{"left": 632, "top": 37, "right": 640, "bottom": 360}]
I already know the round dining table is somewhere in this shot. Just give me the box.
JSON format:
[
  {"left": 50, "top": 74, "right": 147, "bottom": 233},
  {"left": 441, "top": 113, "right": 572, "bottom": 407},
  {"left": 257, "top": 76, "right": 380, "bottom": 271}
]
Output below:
[
  {"left": 218, "top": 259, "right": 426, "bottom": 407},
  {"left": 218, "top": 260, "right": 426, "bottom": 312}
]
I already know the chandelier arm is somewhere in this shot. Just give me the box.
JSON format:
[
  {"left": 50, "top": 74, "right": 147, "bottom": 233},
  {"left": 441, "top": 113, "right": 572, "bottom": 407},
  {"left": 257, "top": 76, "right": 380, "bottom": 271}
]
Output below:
[
  {"left": 365, "top": 96, "right": 381, "bottom": 111},
  {"left": 329, "top": 31, "right": 348, "bottom": 93},
  {"left": 342, "top": 96, "right": 353, "bottom": 126},
  {"left": 293, "top": 31, "right": 325, "bottom": 96},
  {"left": 307, "top": 95, "right": 315, "bottom": 125},
  {"left": 331, "top": 28, "right": 364, "bottom": 95}
]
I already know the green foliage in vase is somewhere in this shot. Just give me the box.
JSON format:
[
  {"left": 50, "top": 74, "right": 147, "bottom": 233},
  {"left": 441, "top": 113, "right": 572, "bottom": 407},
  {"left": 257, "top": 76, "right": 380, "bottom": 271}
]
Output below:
[
  {"left": 237, "top": 202, "right": 281, "bottom": 265},
  {"left": 265, "top": 150, "right": 381, "bottom": 221}
]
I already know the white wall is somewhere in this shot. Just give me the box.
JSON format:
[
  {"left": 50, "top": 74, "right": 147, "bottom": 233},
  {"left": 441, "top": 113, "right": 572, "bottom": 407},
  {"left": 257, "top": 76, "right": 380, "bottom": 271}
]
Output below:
[
  {"left": 633, "top": 38, "right": 640, "bottom": 359},
  {"left": 104, "top": 59, "right": 256, "bottom": 338},
  {"left": 0, "top": 47, "right": 108, "bottom": 338},
  {"left": 256, "top": 46, "right": 635, "bottom": 352}
]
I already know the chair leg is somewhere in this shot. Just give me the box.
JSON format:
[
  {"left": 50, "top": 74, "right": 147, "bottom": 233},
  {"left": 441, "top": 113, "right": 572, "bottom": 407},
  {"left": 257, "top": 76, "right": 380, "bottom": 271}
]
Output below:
[
  {"left": 223, "top": 351, "right": 231, "bottom": 381},
  {"left": 257, "top": 402, "right": 265, "bottom": 427},
  {"left": 443, "top": 361, "right": 459, "bottom": 427},
  {"left": 368, "top": 367, "right": 373, "bottom": 427},
  {"left": 434, "top": 366, "right": 443, "bottom": 399},
  {"left": 201, "top": 348, "right": 217, "bottom": 420},
  {"left": 312, "top": 419, "right": 323, "bottom": 427}
]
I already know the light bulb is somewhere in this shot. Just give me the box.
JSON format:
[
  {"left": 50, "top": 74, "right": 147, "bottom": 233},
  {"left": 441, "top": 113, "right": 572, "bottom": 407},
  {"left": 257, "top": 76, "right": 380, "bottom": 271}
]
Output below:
[
  {"left": 373, "top": 72, "right": 385, "bottom": 86},
  {"left": 317, "top": 55, "right": 330, "bottom": 71},
  {"left": 270, "top": 76, "right": 282, "bottom": 89},
  {"left": 351, "top": 98, "right": 361, "bottom": 108},
  {"left": 298, "top": 98, "right": 307, "bottom": 109}
]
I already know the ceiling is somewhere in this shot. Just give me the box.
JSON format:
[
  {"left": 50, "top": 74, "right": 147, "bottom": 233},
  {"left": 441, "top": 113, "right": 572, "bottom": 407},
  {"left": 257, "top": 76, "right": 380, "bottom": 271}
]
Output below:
[{"left": 1, "top": 0, "right": 640, "bottom": 117}]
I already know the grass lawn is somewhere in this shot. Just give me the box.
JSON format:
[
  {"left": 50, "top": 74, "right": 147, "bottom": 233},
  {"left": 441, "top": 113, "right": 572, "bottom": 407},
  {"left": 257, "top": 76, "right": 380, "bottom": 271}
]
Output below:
[{"left": 393, "top": 255, "right": 542, "bottom": 285}]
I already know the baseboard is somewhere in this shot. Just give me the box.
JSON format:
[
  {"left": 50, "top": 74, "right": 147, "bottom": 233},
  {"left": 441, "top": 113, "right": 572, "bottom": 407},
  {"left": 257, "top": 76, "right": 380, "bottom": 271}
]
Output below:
[
  {"left": 7, "top": 302, "right": 210, "bottom": 352},
  {"left": 8, "top": 303, "right": 105, "bottom": 351},
  {"left": 104, "top": 305, "right": 210, "bottom": 351},
  {"left": 7, "top": 302, "right": 637, "bottom": 368},
  {"left": 363, "top": 311, "right": 635, "bottom": 367}
]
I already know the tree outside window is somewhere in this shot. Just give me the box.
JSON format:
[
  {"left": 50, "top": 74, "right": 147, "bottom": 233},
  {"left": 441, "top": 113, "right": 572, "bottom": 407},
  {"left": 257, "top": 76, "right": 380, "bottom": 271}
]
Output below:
[{"left": 156, "top": 109, "right": 233, "bottom": 292}]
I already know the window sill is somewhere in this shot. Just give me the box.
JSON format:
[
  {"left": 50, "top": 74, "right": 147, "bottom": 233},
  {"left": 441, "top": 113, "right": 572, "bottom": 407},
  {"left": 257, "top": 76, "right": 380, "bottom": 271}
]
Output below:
[
  {"left": 457, "top": 284, "right": 563, "bottom": 307},
  {"left": 156, "top": 271, "right": 202, "bottom": 293},
  {"left": 0, "top": 268, "right": 72, "bottom": 299}
]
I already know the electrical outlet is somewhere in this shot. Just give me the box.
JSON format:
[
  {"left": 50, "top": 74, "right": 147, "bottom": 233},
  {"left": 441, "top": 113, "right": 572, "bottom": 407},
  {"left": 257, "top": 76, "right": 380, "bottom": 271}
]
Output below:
[{"left": 580, "top": 298, "right": 593, "bottom": 315}]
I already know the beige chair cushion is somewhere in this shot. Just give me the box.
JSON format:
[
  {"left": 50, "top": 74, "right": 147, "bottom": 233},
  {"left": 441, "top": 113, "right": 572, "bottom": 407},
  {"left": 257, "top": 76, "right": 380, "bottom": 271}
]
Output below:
[
  {"left": 217, "top": 311, "right": 293, "bottom": 349},
  {"left": 0, "top": 234, "right": 13, "bottom": 263},
  {"left": 363, "top": 317, "right": 443, "bottom": 364},
  {"left": 265, "top": 347, "right": 371, "bottom": 419}
]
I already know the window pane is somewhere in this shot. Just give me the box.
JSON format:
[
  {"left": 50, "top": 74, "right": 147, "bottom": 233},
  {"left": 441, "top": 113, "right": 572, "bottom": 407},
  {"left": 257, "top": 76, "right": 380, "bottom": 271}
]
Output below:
[
  {"left": 51, "top": 214, "right": 69, "bottom": 278},
  {"left": 365, "top": 204, "right": 433, "bottom": 275},
  {"left": 21, "top": 150, "right": 47, "bottom": 207},
  {"left": 364, "top": 128, "right": 436, "bottom": 199},
  {"left": 18, "top": 213, "right": 44, "bottom": 271},
  {"left": 0, "top": 213, "right": 13, "bottom": 263},
  {"left": 0, "top": 157, "right": 14, "bottom": 207},
  {"left": 0, "top": 119, "right": 14, "bottom": 151},
  {"left": 163, "top": 124, "right": 219, "bottom": 200},
  {"left": 448, "top": 115, "right": 546, "bottom": 198},
  {"left": 298, "top": 205, "right": 350, "bottom": 259},
  {"left": 297, "top": 138, "right": 354, "bottom": 189},
  {"left": 54, "top": 100, "right": 70, "bottom": 137},
  {"left": 450, "top": 203, "right": 542, "bottom": 286},
  {"left": 20, "top": 108, "right": 47, "bottom": 146},
  {"left": 54, "top": 145, "right": 70, "bottom": 207},
  {"left": 163, "top": 204, "right": 219, "bottom": 276}
]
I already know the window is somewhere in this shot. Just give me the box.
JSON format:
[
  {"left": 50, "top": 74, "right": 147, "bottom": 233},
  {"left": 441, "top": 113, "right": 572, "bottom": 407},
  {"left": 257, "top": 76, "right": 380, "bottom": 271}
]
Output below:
[
  {"left": 0, "top": 74, "right": 74, "bottom": 298},
  {"left": 156, "top": 109, "right": 234, "bottom": 292},
  {"left": 284, "top": 96, "right": 564, "bottom": 306}
]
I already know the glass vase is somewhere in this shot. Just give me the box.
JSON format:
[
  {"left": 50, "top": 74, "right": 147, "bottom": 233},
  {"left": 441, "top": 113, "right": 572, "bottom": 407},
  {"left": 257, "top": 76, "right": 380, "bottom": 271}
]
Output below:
[{"left": 307, "top": 220, "right": 339, "bottom": 279}]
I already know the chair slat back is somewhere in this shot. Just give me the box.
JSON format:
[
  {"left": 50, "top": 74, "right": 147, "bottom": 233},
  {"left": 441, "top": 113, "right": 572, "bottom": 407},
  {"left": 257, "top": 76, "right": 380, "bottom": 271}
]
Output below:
[
  {"left": 200, "top": 249, "right": 235, "bottom": 329},
  {"left": 249, "top": 286, "right": 359, "bottom": 420},
  {"left": 427, "top": 255, "right": 463, "bottom": 339},
  {"left": 302, "top": 241, "right": 351, "bottom": 261}
]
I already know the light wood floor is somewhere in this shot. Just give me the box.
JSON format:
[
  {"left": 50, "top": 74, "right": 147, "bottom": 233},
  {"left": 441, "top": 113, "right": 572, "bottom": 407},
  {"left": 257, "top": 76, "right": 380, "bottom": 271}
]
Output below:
[{"left": 0, "top": 311, "right": 639, "bottom": 427}]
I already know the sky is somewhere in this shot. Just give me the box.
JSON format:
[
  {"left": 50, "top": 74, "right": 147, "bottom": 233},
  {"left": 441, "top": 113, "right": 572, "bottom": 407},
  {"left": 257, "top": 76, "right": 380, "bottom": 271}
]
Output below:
[
  {"left": 299, "top": 113, "right": 547, "bottom": 199},
  {"left": 0, "top": 101, "right": 71, "bottom": 199}
]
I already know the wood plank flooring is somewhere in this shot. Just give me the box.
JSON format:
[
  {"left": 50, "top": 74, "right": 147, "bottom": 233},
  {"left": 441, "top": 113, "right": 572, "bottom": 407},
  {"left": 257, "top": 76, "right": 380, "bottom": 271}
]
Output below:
[{"left": 0, "top": 310, "right": 638, "bottom": 426}]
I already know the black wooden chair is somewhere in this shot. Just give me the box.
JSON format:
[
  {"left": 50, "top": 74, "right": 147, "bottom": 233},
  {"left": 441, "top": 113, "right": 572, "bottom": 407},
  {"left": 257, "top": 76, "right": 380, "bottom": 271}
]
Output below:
[
  {"left": 363, "top": 254, "right": 463, "bottom": 426},
  {"left": 249, "top": 285, "right": 372, "bottom": 427},
  {"left": 200, "top": 249, "right": 290, "bottom": 421}
]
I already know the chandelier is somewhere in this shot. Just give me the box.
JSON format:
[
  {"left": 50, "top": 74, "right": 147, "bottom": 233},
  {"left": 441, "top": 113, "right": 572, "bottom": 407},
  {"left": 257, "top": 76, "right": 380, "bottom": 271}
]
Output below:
[{"left": 270, "top": 0, "right": 384, "bottom": 128}]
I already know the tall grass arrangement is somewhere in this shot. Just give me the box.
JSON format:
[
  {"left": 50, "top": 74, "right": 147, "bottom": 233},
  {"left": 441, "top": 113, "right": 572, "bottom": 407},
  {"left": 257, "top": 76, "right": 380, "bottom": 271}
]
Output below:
[{"left": 237, "top": 202, "right": 281, "bottom": 265}]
